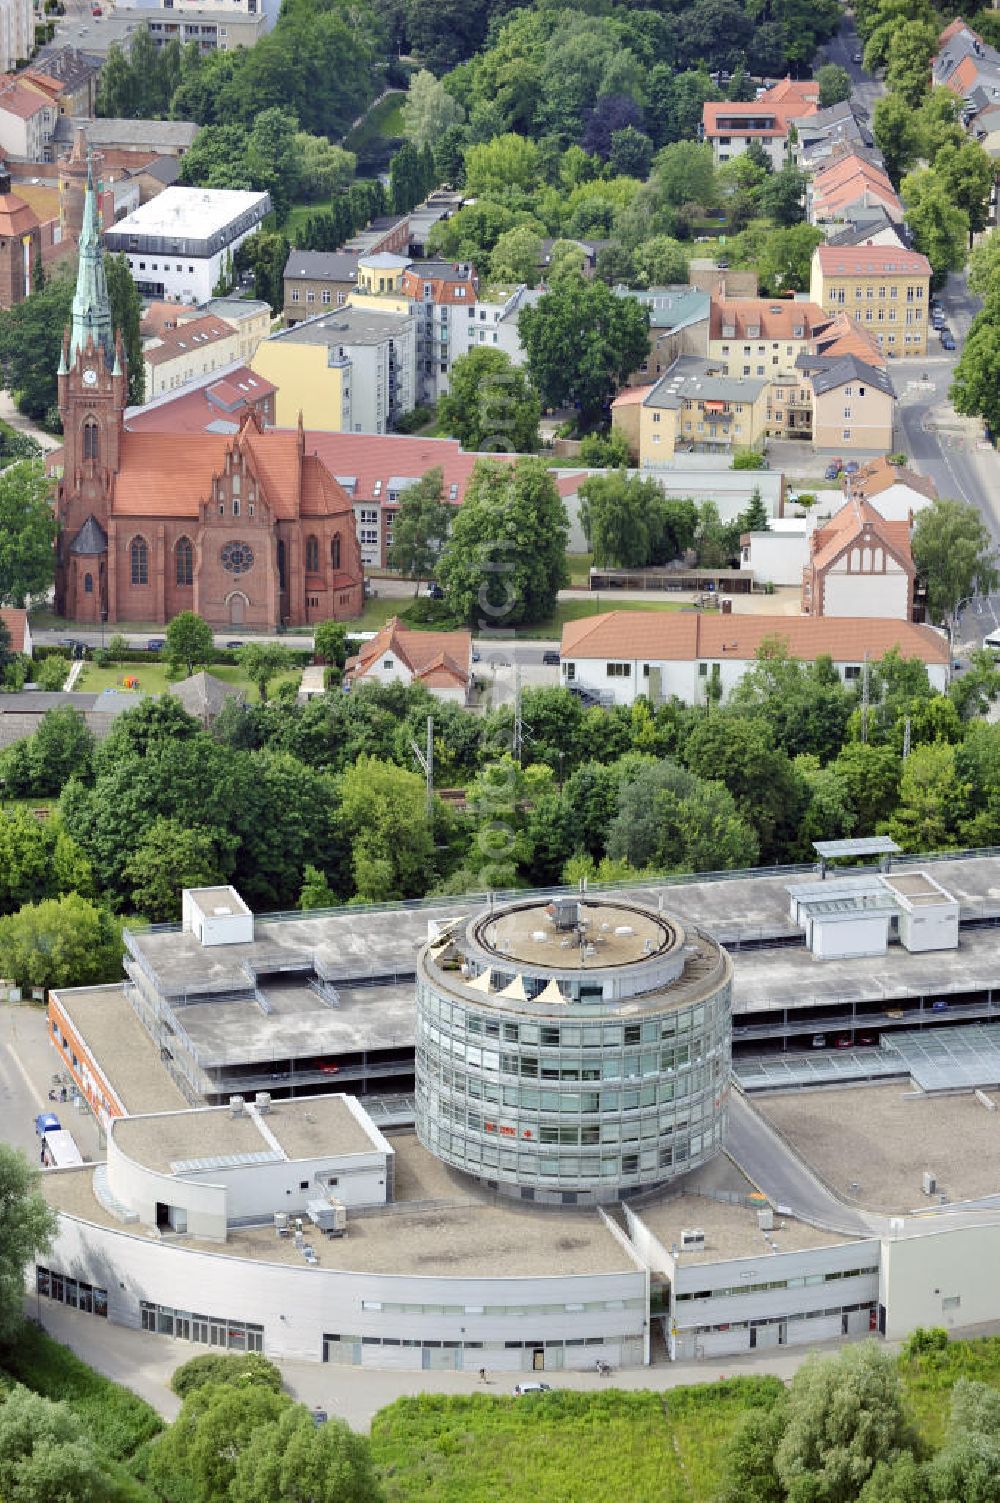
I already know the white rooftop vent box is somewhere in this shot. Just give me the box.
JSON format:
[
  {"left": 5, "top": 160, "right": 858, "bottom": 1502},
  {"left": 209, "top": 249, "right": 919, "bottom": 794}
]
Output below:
[
  {"left": 757, "top": 1208, "right": 774, "bottom": 1232},
  {"left": 922, "top": 1172, "right": 937, "bottom": 1197},
  {"left": 182, "top": 886, "right": 254, "bottom": 947},
  {"left": 229, "top": 1095, "right": 245, "bottom": 1117},
  {"left": 254, "top": 1092, "right": 272, "bottom": 1115},
  {"left": 680, "top": 1227, "right": 705, "bottom": 1249}
]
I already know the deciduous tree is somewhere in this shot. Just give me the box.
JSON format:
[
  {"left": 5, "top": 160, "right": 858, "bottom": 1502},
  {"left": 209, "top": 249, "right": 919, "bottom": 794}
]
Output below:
[
  {"left": 165, "top": 610, "right": 214, "bottom": 677},
  {"left": 238, "top": 643, "right": 293, "bottom": 701},
  {"left": 816, "top": 63, "right": 851, "bottom": 107},
  {"left": 387, "top": 467, "right": 452, "bottom": 589},
  {"left": 519, "top": 274, "right": 649, "bottom": 422},
  {"left": 0, "top": 461, "right": 57, "bottom": 606},
  {"left": 911, "top": 496, "right": 999, "bottom": 622},
  {"left": 437, "top": 348, "right": 540, "bottom": 453},
  {"left": 0, "top": 892, "right": 122, "bottom": 990},
  {"left": 124, "top": 817, "right": 225, "bottom": 921},
  {"left": 437, "top": 456, "right": 568, "bottom": 626},
  {"left": 403, "top": 68, "right": 465, "bottom": 148}
]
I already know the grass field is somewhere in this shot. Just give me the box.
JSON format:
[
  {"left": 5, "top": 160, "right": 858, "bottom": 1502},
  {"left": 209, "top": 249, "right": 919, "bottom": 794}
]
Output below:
[
  {"left": 344, "top": 90, "right": 407, "bottom": 171},
  {"left": 371, "top": 1382, "right": 784, "bottom": 1503},
  {"left": 74, "top": 661, "right": 303, "bottom": 703},
  {"left": 566, "top": 552, "right": 593, "bottom": 587}
]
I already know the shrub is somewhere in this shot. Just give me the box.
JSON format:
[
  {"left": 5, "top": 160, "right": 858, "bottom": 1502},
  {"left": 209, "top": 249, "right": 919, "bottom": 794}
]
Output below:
[
  {"left": 170, "top": 1351, "right": 283, "bottom": 1399},
  {"left": 0, "top": 1322, "right": 162, "bottom": 1461},
  {"left": 904, "top": 1327, "right": 950, "bottom": 1357},
  {"left": 394, "top": 404, "right": 433, "bottom": 435}
]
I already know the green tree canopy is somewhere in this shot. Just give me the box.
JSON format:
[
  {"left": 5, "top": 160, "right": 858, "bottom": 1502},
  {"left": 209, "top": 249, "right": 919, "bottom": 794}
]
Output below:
[
  {"left": 165, "top": 611, "right": 215, "bottom": 677},
  {"left": 0, "top": 892, "right": 122, "bottom": 991},
  {"left": 0, "top": 1382, "right": 118, "bottom": 1503},
  {"left": 387, "top": 467, "right": 452, "bottom": 589},
  {"left": 518, "top": 274, "right": 649, "bottom": 422},
  {"left": 124, "top": 816, "right": 225, "bottom": 921},
  {"left": 437, "top": 456, "right": 568, "bottom": 626},
  {"left": 0, "top": 1149, "right": 57, "bottom": 1342},
  {"left": 238, "top": 643, "right": 294, "bottom": 701},
  {"left": 230, "top": 1399, "right": 384, "bottom": 1503},
  {"left": 437, "top": 347, "right": 541, "bottom": 453},
  {"left": 0, "top": 460, "right": 56, "bottom": 606},
  {"left": 900, "top": 169, "right": 969, "bottom": 286},
  {"left": 816, "top": 63, "right": 851, "bottom": 107},
  {"left": 403, "top": 68, "right": 465, "bottom": 148},
  {"left": 911, "top": 496, "right": 999, "bottom": 622}
]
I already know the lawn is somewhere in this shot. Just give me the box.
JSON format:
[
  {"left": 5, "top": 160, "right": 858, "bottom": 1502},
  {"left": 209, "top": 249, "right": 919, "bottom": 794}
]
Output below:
[
  {"left": 519, "top": 596, "right": 694, "bottom": 640},
  {"left": 566, "top": 552, "right": 593, "bottom": 587},
  {"left": 371, "top": 1381, "right": 784, "bottom": 1503},
  {"left": 898, "top": 1334, "right": 1000, "bottom": 1448},
  {"left": 74, "top": 661, "right": 303, "bottom": 703},
  {"left": 343, "top": 89, "right": 407, "bottom": 172}
]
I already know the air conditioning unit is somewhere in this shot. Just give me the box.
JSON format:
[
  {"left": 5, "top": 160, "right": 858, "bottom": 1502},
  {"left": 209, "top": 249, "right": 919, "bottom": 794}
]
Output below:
[
  {"left": 254, "top": 1092, "right": 272, "bottom": 1114},
  {"left": 922, "top": 1172, "right": 937, "bottom": 1196},
  {"left": 757, "top": 1209, "right": 774, "bottom": 1232},
  {"left": 680, "top": 1227, "right": 705, "bottom": 1249},
  {"left": 229, "top": 1094, "right": 245, "bottom": 1117}
]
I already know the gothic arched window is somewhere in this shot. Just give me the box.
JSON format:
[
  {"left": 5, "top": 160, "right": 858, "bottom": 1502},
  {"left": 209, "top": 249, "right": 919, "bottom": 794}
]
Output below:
[
  {"left": 83, "top": 418, "right": 99, "bottom": 462},
  {"left": 176, "top": 536, "right": 193, "bottom": 587},
  {"left": 130, "top": 536, "right": 149, "bottom": 587},
  {"left": 331, "top": 533, "right": 341, "bottom": 571},
  {"left": 84, "top": 572, "right": 93, "bottom": 594},
  {"left": 277, "top": 539, "right": 287, "bottom": 591},
  {"left": 306, "top": 535, "right": 319, "bottom": 572}
]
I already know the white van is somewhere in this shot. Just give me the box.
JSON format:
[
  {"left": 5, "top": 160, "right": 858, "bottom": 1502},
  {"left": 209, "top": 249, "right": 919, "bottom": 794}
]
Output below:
[{"left": 984, "top": 630, "right": 1000, "bottom": 655}]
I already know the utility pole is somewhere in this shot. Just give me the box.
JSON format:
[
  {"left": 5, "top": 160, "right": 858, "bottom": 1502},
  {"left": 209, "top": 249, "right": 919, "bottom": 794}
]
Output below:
[{"left": 410, "top": 714, "right": 434, "bottom": 821}]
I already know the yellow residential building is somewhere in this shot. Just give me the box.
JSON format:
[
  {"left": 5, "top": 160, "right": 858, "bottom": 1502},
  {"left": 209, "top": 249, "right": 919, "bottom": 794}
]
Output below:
[
  {"left": 251, "top": 303, "right": 416, "bottom": 433},
  {"left": 809, "top": 245, "right": 932, "bottom": 357},
  {"left": 707, "top": 296, "right": 828, "bottom": 378},
  {"left": 633, "top": 357, "right": 769, "bottom": 465}
]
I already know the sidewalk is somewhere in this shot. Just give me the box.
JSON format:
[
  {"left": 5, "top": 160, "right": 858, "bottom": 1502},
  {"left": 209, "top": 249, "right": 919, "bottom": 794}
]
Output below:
[
  {"left": 0, "top": 390, "right": 61, "bottom": 453},
  {"left": 29, "top": 1298, "right": 890, "bottom": 1434}
]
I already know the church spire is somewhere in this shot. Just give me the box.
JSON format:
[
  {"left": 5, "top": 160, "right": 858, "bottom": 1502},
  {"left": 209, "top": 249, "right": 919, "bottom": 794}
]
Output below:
[{"left": 69, "top": 153, "right": 114, "bottom": 369}]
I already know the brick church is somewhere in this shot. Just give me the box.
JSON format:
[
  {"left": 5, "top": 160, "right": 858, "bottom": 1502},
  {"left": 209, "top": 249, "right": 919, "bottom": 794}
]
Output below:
[{"left": 54, "top": 164, "right": 363, "bottom": 629}]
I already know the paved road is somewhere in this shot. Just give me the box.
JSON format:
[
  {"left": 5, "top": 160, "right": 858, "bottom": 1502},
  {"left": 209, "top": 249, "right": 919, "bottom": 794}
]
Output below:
[
  {"left": 726, "top": 1091, "right": 872, "bottom": 1235},
  {"left": 893, "top": 274, "right": 998, "bottom": 528},
  {"left": 822, "top": 13, "right": 884, "bottom": 119}
]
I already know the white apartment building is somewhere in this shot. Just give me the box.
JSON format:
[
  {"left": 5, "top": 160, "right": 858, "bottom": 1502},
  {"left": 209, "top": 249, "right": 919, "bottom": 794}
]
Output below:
[{"left": 104, "top": 187, "right": 271, "bottom": 304}]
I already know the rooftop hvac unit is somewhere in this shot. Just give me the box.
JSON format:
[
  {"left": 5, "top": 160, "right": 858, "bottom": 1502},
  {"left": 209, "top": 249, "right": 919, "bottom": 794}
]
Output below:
[
  {"left": 757, "top": 1209, "right": 774, "bottom": 1232},
  {"left": 553, "top": 898, "right": 580, "bottom": 930},
  {"left": 680, "top": 1227, "right": 705, "bottom": 1249},
  {"left": 307, "top": 1197, "right": 347, "bottom": 1236},
  {"left": 274, "top": 1213, "right": 289, "bottom": 1237},
  {"left": 229, "top": 1095, "right": 245, "bottom": 1117},
  {"left": 922, "top": 1172, "right": 937, "bottom": 1197},
  {"left": 254, "top": 1092, "right": 272, "bottom": 1114}
]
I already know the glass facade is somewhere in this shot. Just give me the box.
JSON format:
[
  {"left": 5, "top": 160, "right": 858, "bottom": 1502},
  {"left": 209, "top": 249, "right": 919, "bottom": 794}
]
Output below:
[{"left": 416, "top": 901, "right": 732, "bottom": 1204}]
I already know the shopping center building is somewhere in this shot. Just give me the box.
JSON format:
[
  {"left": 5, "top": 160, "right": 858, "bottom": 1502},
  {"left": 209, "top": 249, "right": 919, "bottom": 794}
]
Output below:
[{"left": 34, "top": 858, "right": 1000, "bottom": 1370}]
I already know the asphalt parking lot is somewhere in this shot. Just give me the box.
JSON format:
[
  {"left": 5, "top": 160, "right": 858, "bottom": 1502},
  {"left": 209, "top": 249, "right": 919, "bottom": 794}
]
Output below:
[{"left": 0, "top": 1001, "right": 104, "bottom": 1162}]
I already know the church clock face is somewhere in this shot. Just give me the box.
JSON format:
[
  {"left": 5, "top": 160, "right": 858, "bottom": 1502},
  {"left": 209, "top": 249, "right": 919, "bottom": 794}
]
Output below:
[
  {"left": 82, "top": 368, "right": 98, "bottom": 387},
  {"left": 221, "top": 540, "right": 254, "bottom": 575}
]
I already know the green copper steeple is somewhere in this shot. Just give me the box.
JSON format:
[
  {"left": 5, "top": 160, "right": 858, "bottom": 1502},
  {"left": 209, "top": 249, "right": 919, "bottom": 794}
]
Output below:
[{"left": 69, "top": 156, "right": 114, "bottom": 369}]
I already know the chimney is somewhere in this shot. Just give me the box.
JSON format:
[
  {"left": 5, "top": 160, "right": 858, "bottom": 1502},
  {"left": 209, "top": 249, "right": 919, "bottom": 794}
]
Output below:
[{"left": 0, "top": 168, "right": 11, "bottom": 197}]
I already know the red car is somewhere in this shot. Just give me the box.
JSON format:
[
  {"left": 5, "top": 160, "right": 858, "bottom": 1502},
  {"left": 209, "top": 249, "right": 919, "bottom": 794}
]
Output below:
[{"left": 834, "top": 1034, "right": 852, "bottom": 1049}]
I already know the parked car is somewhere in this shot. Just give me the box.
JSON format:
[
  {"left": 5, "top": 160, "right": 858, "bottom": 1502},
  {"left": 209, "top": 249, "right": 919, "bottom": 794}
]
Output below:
[
  {"left": 931, "top": 999, "right": 949, "bottom": 1012},
  {"left": 834, "top": 1034, "right": 853, "bottom": 1048},
  {"left": 824, "top": 462, "right": 843, "bottom": 480},
  {"left": 811, "top": 1033, "right": 827, "bottom": 1048},
  {"left": 513, "top": 1382, "right": 551, "bottom": 1396},
  {"left": 853, "top": 49, "right": 862, "bottom": 62},
  {"left": 843, "top": 460, "right": 860, "bottom": 475},
  {"left": 471, "top": 647, "right": 481, "bottom": 663},
  {"left": 146, "top": 638, "right": 165, "bottom": 652},
  {"left": 226, "top": 640, "right": 244, "bottom": 649},
  {"left": 423, "top": 582, "right": 444, "bottom": 600},
  {"left": 857, "top": 1032, "right": 877, "bottom": 1046},
  {"left": 941, "top": 333, "right": 956, "bottom": 351},
  {"left": 541, "top": 650, "right": 560, "bottom": 666}
]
